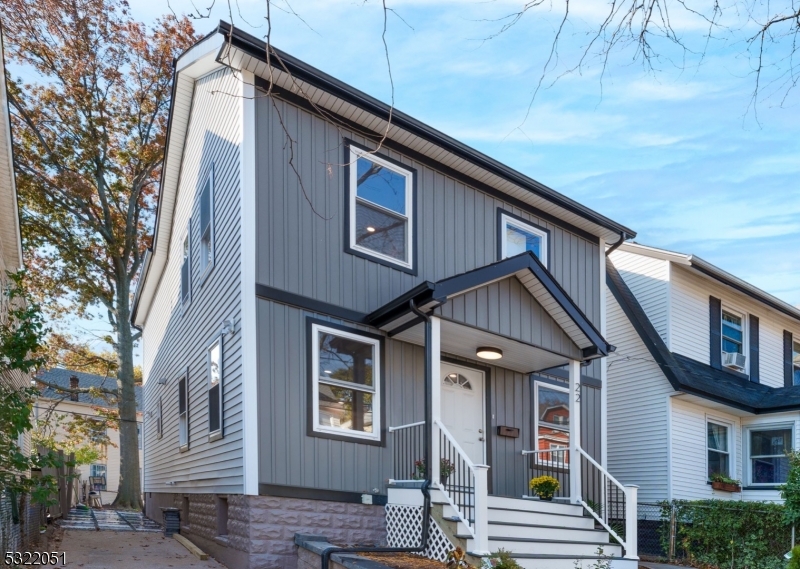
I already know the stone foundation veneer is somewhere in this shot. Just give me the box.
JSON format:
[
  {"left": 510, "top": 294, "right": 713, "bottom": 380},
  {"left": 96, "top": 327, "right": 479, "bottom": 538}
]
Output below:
[{"left": 145, "top": 493, "right": 387, "bottom": 569}]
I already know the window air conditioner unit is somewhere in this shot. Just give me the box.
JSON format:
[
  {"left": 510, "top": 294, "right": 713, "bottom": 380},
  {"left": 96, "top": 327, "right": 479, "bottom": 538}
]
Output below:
[{"left": 723, "top": 351, "right": 747, "bottom": 371}]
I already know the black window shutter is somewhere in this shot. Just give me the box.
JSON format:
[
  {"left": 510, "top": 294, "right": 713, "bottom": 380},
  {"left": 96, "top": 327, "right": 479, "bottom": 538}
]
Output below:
[
  {"left": 749, "top": 315, "right": 759, "bottom": 383},
  {"left": 785, "top": 331, "right": 794, "bottom": 388},
  {"left": 709, "top": 296, "right": 722, "bottom": 369}
]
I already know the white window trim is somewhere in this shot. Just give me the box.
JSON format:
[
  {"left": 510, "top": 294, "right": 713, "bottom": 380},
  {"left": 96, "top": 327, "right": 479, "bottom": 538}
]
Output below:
[
  {"left": 721, "top": 304, "right": 748, "bottom": 372},
  {"left": 745, "top": 422, "right": 794, "bottom": 486},
  {"left": 348, "top": 146, "right": 414, "bottom": 270},
  {"left": 311, "top": 323, "right": 381, "bottom": 442},
  {"left": 705, "top": 417, "right": 733, "bottom": 480},
  {"left": 500, "top": 213, "right": 549, "bottom": 266},
  {"left": 533, "top": 380, "right": 569, "bottom": 453},
  {"left": 208, "top": 335, "right": 224, "bottom": 441},
  {"left": 199, "top": 166, "right": 215, "bottom": 284}
]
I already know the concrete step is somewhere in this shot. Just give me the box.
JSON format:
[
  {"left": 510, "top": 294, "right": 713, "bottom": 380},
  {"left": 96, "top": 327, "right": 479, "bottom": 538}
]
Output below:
[{"left": 459, "top": 536, "right": 623, "bottom": 557}]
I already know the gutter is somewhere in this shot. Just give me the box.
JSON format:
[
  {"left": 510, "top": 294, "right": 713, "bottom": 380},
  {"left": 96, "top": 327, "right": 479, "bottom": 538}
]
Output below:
[{"left": 605, "top": 232, "right": 627, "bottom": 257}]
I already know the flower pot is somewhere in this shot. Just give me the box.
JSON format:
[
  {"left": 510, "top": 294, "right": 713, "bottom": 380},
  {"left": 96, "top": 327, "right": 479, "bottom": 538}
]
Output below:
[
  {"left": 711, "top": 481, "right": 741, "bottom": 493},
  {"left": 539, "top": 496, "right": 553, "bottom": 502},
  {"left": 440, "top": 474, "right": 450, "bottom": 485}
]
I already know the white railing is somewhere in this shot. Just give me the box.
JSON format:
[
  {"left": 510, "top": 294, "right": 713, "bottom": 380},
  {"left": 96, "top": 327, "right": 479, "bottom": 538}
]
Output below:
[
  {"left": 388, "top": 422, "right": 426, "bottom": 482},
  {"left": 576, "top": 446, "right": 638, "bottom": 560},
  {"left": 434, "top": 419, "right": 490, "bottom": 555}
]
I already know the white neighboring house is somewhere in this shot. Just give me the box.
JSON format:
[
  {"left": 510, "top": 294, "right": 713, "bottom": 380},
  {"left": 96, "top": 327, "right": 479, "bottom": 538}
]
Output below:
[
  {"left": 606, "top": 242, "right": 800, "bottom": 504},
  {"left": 34, "top": 369, "right": 144, "bottom": 505}
]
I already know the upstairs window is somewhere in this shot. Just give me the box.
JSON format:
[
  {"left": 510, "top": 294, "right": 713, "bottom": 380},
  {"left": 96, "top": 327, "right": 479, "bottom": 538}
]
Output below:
[
  {"left": 311, "top": 322, "right": 381, "bottom": 442},
  {"left": 794, "top": 340, "right": 800, "bottom": 386},
  {"left": 181, "top": 231, "right": 190, "bottom": 305},
  {"left": 178, "top": 373, "right": 189, "bottom": 451},
  {"left": 157, "top": 397, "right": 163, "bottom": 439},
  {"left": 347, "top": 144, "right": 414, "bottom": 271},
  {"left": 199, "top": 169, "right": 214, "bottom": 277},
  {"left": 707, "top": 421, "right": 730, "bottom": 479},
  {"left": 208, "top": 337, "right": 223, "bottom": 439},
  {"left": 722, "top": 310, "right": 744, "bottom": 355},
  {"left": 499, "top": 211, "right": 549, "bottom": 266}
]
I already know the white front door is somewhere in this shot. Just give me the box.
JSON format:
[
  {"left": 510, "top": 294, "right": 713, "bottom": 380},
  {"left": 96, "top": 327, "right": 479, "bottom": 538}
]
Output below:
[{"left": 440, "top": 363, "right": 486, "bottom": 465}]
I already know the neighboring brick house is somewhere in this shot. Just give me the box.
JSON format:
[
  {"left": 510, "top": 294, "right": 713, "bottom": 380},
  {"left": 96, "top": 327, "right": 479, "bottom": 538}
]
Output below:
[{"left": 34, "top": 369, "right": 144, "bottom": 505}]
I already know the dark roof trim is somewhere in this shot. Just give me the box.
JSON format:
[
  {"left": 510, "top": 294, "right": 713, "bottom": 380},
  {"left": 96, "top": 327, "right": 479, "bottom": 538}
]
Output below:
[
  {"left": 607, "top": 258, "right": 800, "bottom": 414},
  {"left": 369, "top": 252, "right": 611, "bottom": 358},
  {"left": 217, "top": 21, "right": 635, "bottom": 241},
  {"left": 256, "top": 284, "right": 369, "bottom": 323}
]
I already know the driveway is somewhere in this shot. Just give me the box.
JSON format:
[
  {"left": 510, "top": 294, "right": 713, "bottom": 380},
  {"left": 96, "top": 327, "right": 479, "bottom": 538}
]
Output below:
[{"left": 59, "top": 529, "right": 228, "bottom": 568}]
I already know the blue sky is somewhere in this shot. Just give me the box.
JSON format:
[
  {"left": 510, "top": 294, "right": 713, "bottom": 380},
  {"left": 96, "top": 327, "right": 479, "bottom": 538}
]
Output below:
[{"left": 128, "top": 0, "right": 799, "bottom": 310}]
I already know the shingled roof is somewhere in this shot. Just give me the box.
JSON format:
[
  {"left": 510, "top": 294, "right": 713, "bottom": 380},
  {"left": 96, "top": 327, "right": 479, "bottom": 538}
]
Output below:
[
  {"left": 607, "top": 257, "right": 800, "bottom": 414},
  {"left": 36, "top": 368, "right": 142, "bottom": 410}
]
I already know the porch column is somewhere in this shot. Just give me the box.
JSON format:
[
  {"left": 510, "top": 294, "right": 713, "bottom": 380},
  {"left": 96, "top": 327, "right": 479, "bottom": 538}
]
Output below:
[
  {"left": 427, "top": 316, "right": 442, "bottom": 485},
  {"left": 568, "top": 359, "right": 582, "bottom": 505}
]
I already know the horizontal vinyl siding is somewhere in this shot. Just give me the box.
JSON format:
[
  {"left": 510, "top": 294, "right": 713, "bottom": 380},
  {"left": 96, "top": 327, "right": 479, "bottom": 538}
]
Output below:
[
  {"left": 255, "top": 95, "right": 602, "bottom": 378},
  {"left": 606, "top": 288, "right": 672, "bottom": 503},
  {"left": 608, "top": 250, "right": 669, "bottom": 343},
  {"left": 670, "top": 265, "right": 799, "bottom": 387},
  {"left": 670, "top": 398, "right": 742, "bottom": 501},
  {"left": 142, "top": 68, "right": 244, "bottom": 494}
]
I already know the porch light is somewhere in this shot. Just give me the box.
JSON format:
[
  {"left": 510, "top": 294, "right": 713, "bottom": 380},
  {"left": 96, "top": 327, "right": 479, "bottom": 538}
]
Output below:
[
  {"left": 476, "top": 347, "right": 503, "bottom": 360},
  {"left": 366, "top": 226, "right": 376, "bottom": 233}
]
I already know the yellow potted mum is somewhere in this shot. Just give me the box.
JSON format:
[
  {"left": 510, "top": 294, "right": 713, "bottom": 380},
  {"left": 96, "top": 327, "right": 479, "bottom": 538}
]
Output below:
[{"left": 529, "top": 475, "right": 560, "bottom": 501}]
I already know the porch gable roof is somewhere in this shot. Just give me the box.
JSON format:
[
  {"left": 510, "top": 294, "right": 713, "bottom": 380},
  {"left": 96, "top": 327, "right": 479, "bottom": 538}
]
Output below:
[{"left": 367, "top": 252, "right": 611, "bottom": 360}]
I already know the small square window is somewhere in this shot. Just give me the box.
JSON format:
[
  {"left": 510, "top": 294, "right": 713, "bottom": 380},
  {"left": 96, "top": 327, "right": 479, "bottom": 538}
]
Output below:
[
  {"left": 347, "top": 144, "right": 414, "bottom": 271},
  {"left": 311, "top": 322, "right": 381, "bottom": 442},
  {"left": 499, "top": 212, "right": 548, "bottom": 266},
  {"left": 707, "top": 421, "right": 730, "bottom": 479}
]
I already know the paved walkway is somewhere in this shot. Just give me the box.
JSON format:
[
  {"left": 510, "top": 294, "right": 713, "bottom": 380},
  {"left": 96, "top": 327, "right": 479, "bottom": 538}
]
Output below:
[
  {"left": 58, "top": 507, "right": 161, "bottom": 531},
  {"left": 59, "top": 529, "right": 228, "bottom": 568}
]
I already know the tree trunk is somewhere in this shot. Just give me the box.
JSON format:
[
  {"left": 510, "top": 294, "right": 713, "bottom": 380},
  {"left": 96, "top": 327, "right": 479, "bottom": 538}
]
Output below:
[{"left": 111, "top": 277, "right": 142, "bottom": 510}]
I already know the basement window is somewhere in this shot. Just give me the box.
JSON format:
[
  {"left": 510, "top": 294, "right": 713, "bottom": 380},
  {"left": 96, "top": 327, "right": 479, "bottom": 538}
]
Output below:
[
  {"left": 347, "top": 144, "right": 414, "bottom": 271},
  {"left": 311, "top": 322, "right": 381, "bottom": 442}
]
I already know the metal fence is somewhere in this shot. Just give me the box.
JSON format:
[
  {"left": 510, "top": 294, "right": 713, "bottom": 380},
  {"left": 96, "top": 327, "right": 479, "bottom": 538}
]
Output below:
[{"left": 637, "top": 501, "right": 793, "bottom": 563}]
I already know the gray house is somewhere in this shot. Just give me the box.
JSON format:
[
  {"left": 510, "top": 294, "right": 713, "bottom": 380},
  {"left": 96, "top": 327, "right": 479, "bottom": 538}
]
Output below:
[{"left": 133, "top": 22, "right": 639, "bottom": 569}]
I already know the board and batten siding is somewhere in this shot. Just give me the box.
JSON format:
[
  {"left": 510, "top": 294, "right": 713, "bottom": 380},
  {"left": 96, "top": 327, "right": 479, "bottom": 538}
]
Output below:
[
  {"left": 254, "top": 95, "right": 602, "bottom": 376},
  {"left": 142, "top": 68, "right": 244, "bottom": 494},
  {"left": 606, "top": 288, "right": 672, "bottom": 503},
  {"left": 608, "top": 250, "right": 669, "bottom": 344},
  {"left": 670, "top": 265, "right": 799, "bottom": 388},
  {"left": 435, "top": 277, "right": 582, "bottom": 360}
]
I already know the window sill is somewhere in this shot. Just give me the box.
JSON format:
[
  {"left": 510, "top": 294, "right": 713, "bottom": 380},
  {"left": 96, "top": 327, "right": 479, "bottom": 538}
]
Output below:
[
  {"left": 179, "top": 444, "right": 189, "bottom": 453},
  {"left": 209, "top": 431, "right": 223, "bottom": 443},
  {"left": 214, "top": 535, "right": 230, "bottom": 546},
  {"left": 741, "top": 486, "right": 783, "bottom": 491}
]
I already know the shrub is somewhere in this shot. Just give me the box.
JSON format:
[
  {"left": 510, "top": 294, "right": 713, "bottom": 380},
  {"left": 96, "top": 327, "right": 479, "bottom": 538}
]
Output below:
[
  {"left": 482, "top": 549, "right": 521, "bottom": 569},
  {"left": 529, "top": 475, "right": 560, "bottom": 500},
  {"left": 659, "top": 499, "right": 789, "bottom": 569},
  {"left": 781, "top": 452, "right": 800, "bottom": 528},
  {"left": 788, "top": 545, "right": 800, "bottom": 569}
]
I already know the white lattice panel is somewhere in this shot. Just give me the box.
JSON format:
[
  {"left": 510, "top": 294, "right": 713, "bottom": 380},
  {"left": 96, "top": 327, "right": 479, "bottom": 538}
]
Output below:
[{"left": 385, "top": 504, "right": 453, "bottom": 562}]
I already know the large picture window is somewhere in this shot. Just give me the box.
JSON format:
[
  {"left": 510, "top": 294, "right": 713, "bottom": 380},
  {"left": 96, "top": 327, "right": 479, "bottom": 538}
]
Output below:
[
  {"left": 207, "top": 337, "right": 223, "bottom": 439},
  {"left": 311, "top": 322, "right": 381, "bottom": 442},
  {"left": 707, "top": 421, "right": 730, "bottom": 479},
  {"left": 347, "top": 144, "right": 414, "bottom": 271},
  {"left": 748, "top": 426, "right": 792, "bottom": 485},
  {"left": 498, "top": 211, "right": 549, "bottom": 266}
]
